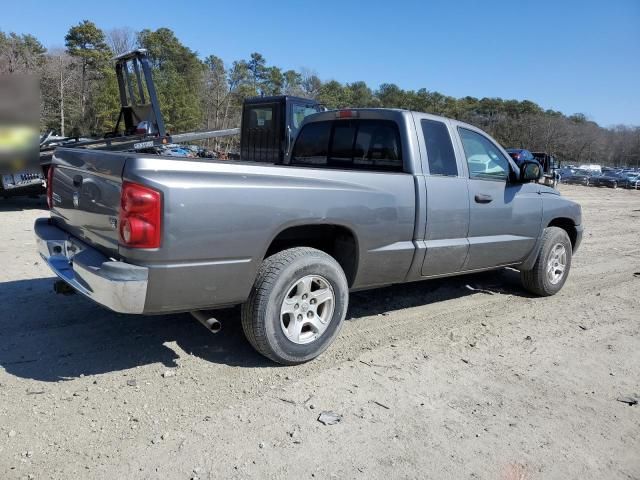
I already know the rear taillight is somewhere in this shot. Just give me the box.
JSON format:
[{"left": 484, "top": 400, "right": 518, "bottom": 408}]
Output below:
[
  {"left": 119, "top": 182, "right": 161, "bottom": 248},
  {"left": 46, "top": 166, "right": 54, "bottom": 209},
  {"left": 336, "top": 110, "right": 359, "bottom": 118}
]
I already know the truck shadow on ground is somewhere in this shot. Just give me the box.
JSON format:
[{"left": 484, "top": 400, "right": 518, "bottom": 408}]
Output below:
[
  {"left": 0, "top": 195, "right": 47, "bottom": 212},
  {"left": 0, "top": 269, "right": 531, "bottom": 382}
]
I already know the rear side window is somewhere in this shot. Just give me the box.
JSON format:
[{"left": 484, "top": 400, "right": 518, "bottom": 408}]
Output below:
[
  {"left": 291, "top": 121, "right": 331, "bottom": 165},
  {"left": 421, "top": 119, "right": 458, "bottom": 176},
  {"left": 291, "top": 120, "right": 403, "bottom": 171},
  {"left": 292, "top": 104, "right": 321, "bottom": 130}
]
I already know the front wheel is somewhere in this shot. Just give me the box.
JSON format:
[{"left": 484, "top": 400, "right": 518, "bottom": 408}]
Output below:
[
  {"left": 241, "top": 247, "right": 349, "bottom": 365},
  {"left": 521, "top": 227, "right": 572, "bottom": 296}
]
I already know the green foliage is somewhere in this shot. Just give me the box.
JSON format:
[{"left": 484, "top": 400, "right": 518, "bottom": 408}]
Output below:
[
  {"left": 65, "top": 20, "right": 110, "bottom": 69},
  {"left": 137, "top": 28, "right": 202, "bottom": 132},
  {"left": 4, "top": 24, "right": 638, "bottom": 166},
  {"left": 317, "top": 80, "right": 350, "bottom": 108},
  {"left": 264, "top": 67, "right": 284, "bottom": 96},
  {"left": 89, "top": 66, "right": 120, "bottom": 134},
  {"left": 247, "top": 52, "right": 266, "bottom": 94},
  {"left": 64, "top": 20, "right": 111, "bottom": 129},
  {"left": 283, "top": 70, "right": 302, "bottom": 95}
]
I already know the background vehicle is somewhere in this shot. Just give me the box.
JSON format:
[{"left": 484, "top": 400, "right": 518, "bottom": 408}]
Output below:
[
  {"left": 578, "top": 164, "right": 602, "bottom": 174},
  {"left": 1, "top": 169, "right": 44, "bottom": 198},
  {"left": 36, "top": 109, "right": 583, "bottom": 365},
  {"left": 563, "top": 169, "right": 593, "bottom": 186},
  {"left": 591, "top": 172, "right": 624, "bottom": 188},
  {"left": 556, "top": 167, "right": 575, "bottom": 183},
  {"left": 621, "top": 172, "right": 640, "bottom": 189},
  {"left": 0, "top": 127, "right": 45, "bottom": 198},
  {"left": 506, "top": 148, "right": 537, "bottom": 166}
]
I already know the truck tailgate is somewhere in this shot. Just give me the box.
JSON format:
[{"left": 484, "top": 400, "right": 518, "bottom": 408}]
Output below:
[{"left": 50, "top": 148, "right": 126, "bottom": 259}]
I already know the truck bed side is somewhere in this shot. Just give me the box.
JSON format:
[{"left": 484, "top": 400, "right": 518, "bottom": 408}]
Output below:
[
  {"left": 123, "top": 157, "right": 416, "bottom": 312},
  {"left": 49, "top": 148, "right": 416, "bottom": 313}
]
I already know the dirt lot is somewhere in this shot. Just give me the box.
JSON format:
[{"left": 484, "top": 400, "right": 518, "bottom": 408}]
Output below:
[{"left": 0, "top": 185, "right": 639, "bottom": 480}]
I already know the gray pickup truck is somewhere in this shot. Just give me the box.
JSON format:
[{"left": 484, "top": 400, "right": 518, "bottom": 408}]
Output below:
[{"left": 35, "top": 109, "right": 583, "bottom": 364}]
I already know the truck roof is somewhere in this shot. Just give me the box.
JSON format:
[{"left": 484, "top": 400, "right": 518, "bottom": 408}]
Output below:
[
  {"left": 302, "top": 107, "right": 477, "bottom": 131},
  {"left": 245, "top": 95, "right": 320, "bottom": 105}
]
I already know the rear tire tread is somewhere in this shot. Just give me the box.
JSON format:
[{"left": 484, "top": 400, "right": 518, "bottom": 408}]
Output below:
[{"left": 241, "top": 247, "right": 346, "bottom": 365}]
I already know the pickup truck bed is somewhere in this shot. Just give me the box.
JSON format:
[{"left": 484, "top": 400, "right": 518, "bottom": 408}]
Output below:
[{"left": 36, "top": 108, "right": 583, "bottom": 364}]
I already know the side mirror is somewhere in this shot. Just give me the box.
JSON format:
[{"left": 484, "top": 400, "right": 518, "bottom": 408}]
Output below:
[{"left": 520, "top": 160, "right": 541, "bottom": 182}]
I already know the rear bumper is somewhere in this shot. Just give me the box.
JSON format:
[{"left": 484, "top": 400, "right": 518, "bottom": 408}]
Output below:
[{"left": 34, "top": 218, "right": 148, "bottom": 314}]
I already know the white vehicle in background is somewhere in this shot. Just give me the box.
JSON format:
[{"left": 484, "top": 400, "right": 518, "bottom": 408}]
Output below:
[
  {"left": 578, "top": 164, "right": 602, "bottom": 174},
  {"left": 0, "top": 126, "right": 45, "bottom": 198}
]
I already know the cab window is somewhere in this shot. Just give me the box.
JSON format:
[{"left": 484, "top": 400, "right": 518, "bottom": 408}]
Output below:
[
  {"left": 247, "top": 106, "right": 274, "bottom": 129},
  {"left": 292, "top": 104, "right": 321, "bottom": 130},
  {"left": 291, "top": 120, "right": 403, "bottom": 172},
  {"left": 458, "top": 128, "right": 510, "bottom": 180},
  {"left": 421, "top": 119, "right": 458, "bottom": 176}
]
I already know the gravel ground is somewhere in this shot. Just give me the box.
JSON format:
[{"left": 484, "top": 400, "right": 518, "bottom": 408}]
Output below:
[{"left": 0, "top": 185, "right": 639, "bottom": 480}]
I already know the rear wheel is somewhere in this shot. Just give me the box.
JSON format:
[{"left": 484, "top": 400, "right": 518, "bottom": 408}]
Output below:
[
  {"left": 241, "top": 247, "right": 349, "bottom": 365},
  {"left": 521, "top": 227, "right": 572, "bottom": 296}
]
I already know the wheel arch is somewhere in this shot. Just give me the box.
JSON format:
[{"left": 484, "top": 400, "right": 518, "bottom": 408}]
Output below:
[
  {"left": 262, "top": 223, "right": 359, "bottom": 287},
  {"left": 547, "top": 217, "right": 578, "bottom": 249}
]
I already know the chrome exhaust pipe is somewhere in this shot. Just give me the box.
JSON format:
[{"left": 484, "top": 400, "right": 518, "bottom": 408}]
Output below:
[{"left": 191, "top": 310, "right": 221, "bottom": 334}]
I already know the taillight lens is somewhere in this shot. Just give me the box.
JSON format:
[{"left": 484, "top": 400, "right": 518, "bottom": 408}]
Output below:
[
  {"left": 119, "top": 182, "right": 161, "bottom": 248},
  {"left": 336, "top": 110, "right": 359, "bottom": 118},
  {"left": 46, "top": 166, "right": 54, "bottom": 209}
]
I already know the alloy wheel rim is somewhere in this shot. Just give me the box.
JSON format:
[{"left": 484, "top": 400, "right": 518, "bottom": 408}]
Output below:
[
  {"left": 280, "top": 275, "right": 335, "bottom": 344},
  {"left": 547, "top": 243, "right": 567, "bottom": 285}
]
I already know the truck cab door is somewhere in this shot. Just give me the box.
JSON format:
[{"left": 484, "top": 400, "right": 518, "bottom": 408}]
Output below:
[
  {"left": 456, "top": 127, "right": 542, "bottom": 271},
  {"left": 418, "top": 118, "right": 470, "bottom": 277}
]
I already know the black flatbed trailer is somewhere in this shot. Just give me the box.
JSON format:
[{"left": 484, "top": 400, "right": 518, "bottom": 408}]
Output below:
[{"left": 39, "top": 49, "right": 321, "bottom": 170}]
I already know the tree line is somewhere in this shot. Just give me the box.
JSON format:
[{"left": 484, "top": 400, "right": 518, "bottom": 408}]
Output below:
[{"left": 1, "top": 21, "right": 638, "bottom": 167}]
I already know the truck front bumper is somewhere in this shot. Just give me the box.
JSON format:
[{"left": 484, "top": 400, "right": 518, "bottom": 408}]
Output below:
[{"left": 34, "top": 218, "right": 148, "bottom": 314}]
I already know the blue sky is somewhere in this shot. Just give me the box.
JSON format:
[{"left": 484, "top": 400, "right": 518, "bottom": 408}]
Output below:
[{"left": 2, "top": 0, "right": 639, "bottom": 126}]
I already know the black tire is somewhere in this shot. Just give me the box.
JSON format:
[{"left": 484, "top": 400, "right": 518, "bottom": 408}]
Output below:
[
  {"left": 241, "top": 247, "right": 349, "bottom": 365},
  {"left": 521, "top": 227, "right": 572, "bottom": 296}
]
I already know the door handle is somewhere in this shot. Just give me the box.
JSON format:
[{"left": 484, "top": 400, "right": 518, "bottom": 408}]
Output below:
[
  {"left": 72, "top": 175, "right": 83, "bottom": 187},
  {"left": 474, "top": 193, "right": 493, "bottom": 204}
]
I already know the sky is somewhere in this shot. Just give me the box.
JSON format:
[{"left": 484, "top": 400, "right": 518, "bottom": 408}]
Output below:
[{"left": 1, "top": 0, "right": 639, "bottom": 127}]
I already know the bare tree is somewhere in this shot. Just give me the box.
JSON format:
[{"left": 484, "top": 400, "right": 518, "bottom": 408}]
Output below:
[
  {"left": 300, "top": 68, "right": 321, "bottom": 98},
  {"left": 40, "top": 49, "right": 80, "bottom": 136},
  {"left": 106, "top": 27, "right": 138, "bottom": 56},
  {"left": 0, "top": 32, "right": 45, "bottom": 74}
]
